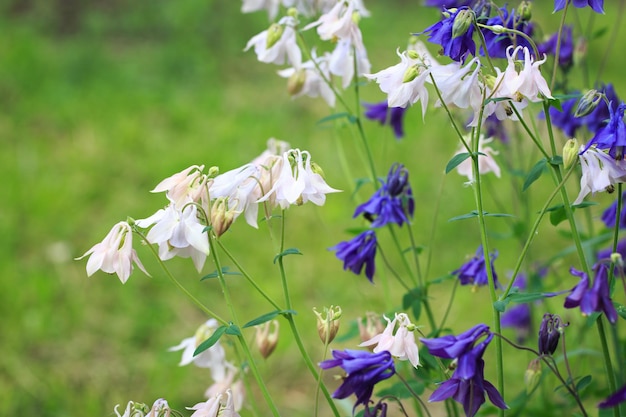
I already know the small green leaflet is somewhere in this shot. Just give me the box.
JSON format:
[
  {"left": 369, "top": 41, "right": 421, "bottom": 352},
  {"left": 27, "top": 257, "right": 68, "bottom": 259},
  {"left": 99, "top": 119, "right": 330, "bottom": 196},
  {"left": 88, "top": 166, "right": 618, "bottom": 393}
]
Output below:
[
  {"left": 316, "top": 112, "right": 357, "bottom": 126},
  {"left": 448, "top": 210, "right": 514, "bottom": 222},
  {"left": 523, "top": 158, "right": 547, "bottom": 191},
  {"left": 273, "top": 248, "right": 303, "bottom": 264},
  {"left": 242, "top": 309, "right": 298, "bottom": 328},
  {"left": 445, "top": 152, "right": 471, "bottom": 174},
  {"left": 193, "top": 323, "right": 241, "bottom": 357},
  {"left": 201, "top": 266, "right": 242, "bottom": 281}
]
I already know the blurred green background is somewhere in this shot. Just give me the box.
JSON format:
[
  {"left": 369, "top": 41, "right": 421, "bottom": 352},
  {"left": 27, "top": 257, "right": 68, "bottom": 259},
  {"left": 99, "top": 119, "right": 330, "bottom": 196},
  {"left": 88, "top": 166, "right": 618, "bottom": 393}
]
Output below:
[{"left": 3, "top": 1, "right": 626, "bottom": 416}]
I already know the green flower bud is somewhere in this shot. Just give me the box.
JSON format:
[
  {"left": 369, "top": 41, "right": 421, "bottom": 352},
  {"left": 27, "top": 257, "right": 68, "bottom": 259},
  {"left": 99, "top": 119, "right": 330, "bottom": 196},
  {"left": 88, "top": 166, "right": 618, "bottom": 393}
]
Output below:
[
  {"left": 452, "top": 9, "right": 474, "bottom": 39},
  {"left": 574, "top": 89, "right": 602, "bottom": 118},
  {"left": 287, "top": 7, "right": 298, "bottom": 18},
  {"left": 563, "top": 138, "right": 580, "bottom": 170},
  {"left": 314, "top": 306, "right": 342, "bottom": 344},
  {"left": 402, "top": 65, "right": 420, "bottom": 83},
  {"left": 208, "top": 166, "right": 220, "bottom": 178},
  {"left": 406, "top": 49, "right": 420, "bottom": 60},
  {"left": 611, "top": 252, "right": 624, "bottom": 270},
  {"left": 524, "top": 358, "right": 542, "bottom": 393},
  {"left": 266, "top": 23, "right": 284, "bottom": 49},
  {"left": 517, "top": 1, "right": 532, "bottom": 21},
  {"left": 287, "top": 69, "right": 307, "bottom": 96}
]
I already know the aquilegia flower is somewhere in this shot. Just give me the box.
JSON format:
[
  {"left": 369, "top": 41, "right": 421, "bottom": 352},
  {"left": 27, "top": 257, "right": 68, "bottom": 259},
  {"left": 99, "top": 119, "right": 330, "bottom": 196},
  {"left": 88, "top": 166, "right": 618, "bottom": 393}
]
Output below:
[
  {"left": 77, "top": 221, "right": 149, "bottom": 284},
  {"left": 188, "top": 390, "right": 241, "bottom": 417},
  {"left": 537, "top": 313, "right": 564, "bottom": 356},
  {"left": 319, "top": 349, "right": 395, "bottom": 409},
  {"left": 421, "top": 325, "right": 506, "bottom": 417},
  {"left": 583, "top": 102, "right": 626, "bottom": 160},
  {"left": 453, "top": 134, "right": 501, "bottom": 182},
  {"left": 574, "top": 146, "right": 626, "bottom": 204},
  {"left": 453, "top": 245, "right": 499, "bottom": 288},
  {"left": 564, "top": 266, "right": 618, "bottom": 324},
  {"left": 363, "top": 101, "right": 407, "bottom": 139},
  {"left": 481, "top": 7, "right": 534, "bottom": 58},
  {"left": 554, "top": 0, "right": 604, "bottom": 14},
  {"left": 359, "top": 312, "right": 420, "bottom": 368},
  {"left": 599, "top": 383, "right": 626, "bottom": 409},
  {"left": 421, "top": 7, "right": 476, "bottom": 62},
  {"left": 354, "top": 163, "right": 414, "bottom": 227},
  {"left": 601, "top": 192, "right": 626, "bottom": 229},
  {"left": 244, "top": 16, "right": 301, "bottom": 67},
  {"left": 330, "top": 230, "right": 377, "bottom": 282},
  {"left": 501, "top": 274, "right": 531, "bottom": 343},
  {"left": 538, "top": 26, "right": 574, "bottom": 69}
]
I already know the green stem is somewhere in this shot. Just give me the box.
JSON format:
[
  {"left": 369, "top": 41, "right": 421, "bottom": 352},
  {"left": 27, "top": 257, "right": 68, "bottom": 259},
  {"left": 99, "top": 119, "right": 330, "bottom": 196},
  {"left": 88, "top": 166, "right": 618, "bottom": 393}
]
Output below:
[
  {"left": 274, "top": 212, "right": 341, "bottom": 417},
  {"left": 208, "top": 234, "right": 282, "bottom": 417}
]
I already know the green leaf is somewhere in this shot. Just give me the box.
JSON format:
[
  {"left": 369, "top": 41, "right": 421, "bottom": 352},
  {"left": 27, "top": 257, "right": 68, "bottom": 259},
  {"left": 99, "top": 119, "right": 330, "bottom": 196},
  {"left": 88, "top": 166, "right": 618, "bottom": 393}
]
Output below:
[
  {"left": 243, "top": 311, "right": 280, "bottom": 328},
  {"left": 445, "top": 152, "right": 471, "bottom": 174},
  {"left": 225, "top": 324, "right": 242, "bottom": 336},
  {"left": 590, "top": 27, "right": 608, "bottom": 41},
  {"left": 403, "top": 288, "right": 423, "bottom": 321},
  {"left": 448, "top": 211, "right": 479, "bottom": 221},
  {"left": 493, "top": 300, "right": 508, "bottom": 312},
  {"left": 615, "top": 303, "right": 626, "bottom": 320},
  {"left": 523, "top": 158, "right": 547, "bottom": 191},
  {"left": 193, "top": 326, "right": 227, "bottom": 356},
  {"left": 377, "top": 380, "right": 425, "bottom": 398},
  {"left": 316, "top": 112, "right": 356, "bottom": 125},
  {"left": 549, "top": 156, "right": 563, "bottom": 166},
  {"left": 485, "top": 212, "right": 514, "bottom": 218},
  {"left": 550, "top": 206, "right": 568, "bottom": 226},
  {"left": 576, "top": 375, "right": 592, "bottom": 392},
  {"left": 429, "top": 273, "right": 456, "bottom": 284},
  {"left": 507, "top": 292, "right": 553, "bottom": 304},
  {"left": 201, "top": 266, "right": 242, "bottom": 281},
  {"left": 273, "top": 248, "right": 303, "bottom": 264}
]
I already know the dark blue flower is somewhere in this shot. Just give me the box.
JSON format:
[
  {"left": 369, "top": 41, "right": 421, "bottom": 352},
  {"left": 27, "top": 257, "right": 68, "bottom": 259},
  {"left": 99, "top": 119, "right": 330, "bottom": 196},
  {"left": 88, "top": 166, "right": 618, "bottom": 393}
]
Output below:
[
  {"left": 601, "top": 192, "right": 626, "bottom": 229},
  {"left": 584, "top": 84, "right": 621, "bottom": 134},
  {"left": 329, "top": 230, "right": 377, "bottom": 282},
  {"left": 480, "top": 7, "right": 534, "bottom": 59},
  {"left": 421, "top": 7, "right": 476, "bottom": 62},
  {"left": 538, "top": 25, "right": 574, "bottom": 68},
  {"left": 319, "top": 349, "right": 395, "bottom": 409},
  {"left": 564, "top": 266, "right": 618, "bottom": 324},
  {"left": 363, "top": 400, "right": 388, "bottom": 417},
  {"left": 554, "top": 0, "right": 604, "bottom": 14},
  {"left": 424, "top": 0, "right": 474, "bottom": 7},
  {"left": 483, "top": 113, "right": 510, "bottom": 143},
  {"left": 420, "top": 323, "right": 490, "bottom": 359},
  {"left": 423, "top": 327, "right": 507, "bottom": 417},
  {"left": 545, "top": 94, "right": 585, "bottom": 138},
  {"left": 537, "top": 313, "right": 564, "bottom": 356},
  {"left": 583, "top": 102, "right": 626, "bottom": 159},
  {"left": 364, "top": 101, "right": 408, "bottom": 139},
  {"left": 453, "top": 245, "right": 499, "bottom": 287},
  {"left": 354, "top": 163, "right": 414, "bottom": 228},
  {"left": 599, "top": 383, "right": 626, "bottom": 409}
]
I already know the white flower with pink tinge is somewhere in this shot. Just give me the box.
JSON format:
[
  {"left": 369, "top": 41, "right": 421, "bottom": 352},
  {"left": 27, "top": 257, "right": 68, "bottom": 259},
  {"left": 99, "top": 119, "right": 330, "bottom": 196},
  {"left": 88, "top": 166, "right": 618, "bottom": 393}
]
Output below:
[{"left": 359, "top": 312, "right": 420, "bottom": 368}]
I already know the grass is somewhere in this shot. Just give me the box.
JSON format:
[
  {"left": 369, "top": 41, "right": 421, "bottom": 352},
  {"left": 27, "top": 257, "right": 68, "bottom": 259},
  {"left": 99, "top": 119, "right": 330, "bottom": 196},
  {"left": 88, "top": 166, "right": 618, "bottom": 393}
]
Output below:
[{"left": 3, "top": 1, "right": 626, "bottom": 416}]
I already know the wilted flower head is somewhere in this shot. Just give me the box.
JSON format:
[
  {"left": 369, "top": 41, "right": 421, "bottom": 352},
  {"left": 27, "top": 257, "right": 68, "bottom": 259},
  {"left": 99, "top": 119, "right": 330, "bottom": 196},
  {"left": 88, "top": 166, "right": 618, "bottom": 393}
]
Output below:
[
  {"left": 574, "top": 146, "right": 626, "bottom": 205},
  {"left": 255, "top": 320, "right": 279, "bottom": 359},
  {"left": 564, "top": 266, "right": 618, "bottom": 324},
  {"left": 330, "top": 230, "right": 377, "bottom": 282},
  {"left": 169, "top": 319, "right": 231, "bottom": 381},
  {"left": 314, "top": 305, "right": 342, "bottom": 344},
  {"left": 319, "top": 349, "right": 395, "bottom": 410},
  {"left": 354, "top": 163, "right": 414, "bottom": 227},
  {"left": 453, "top": 245, "right": 499, "bottom": 288},
  {"left": 554, "top": 0, "right": 604, "bottom": 14},
  {"left": 359, "top": 312, "right": 420, "bottom": 367},
  {"left": 77, "top": 221, "right": 149, "bottom": 284}
]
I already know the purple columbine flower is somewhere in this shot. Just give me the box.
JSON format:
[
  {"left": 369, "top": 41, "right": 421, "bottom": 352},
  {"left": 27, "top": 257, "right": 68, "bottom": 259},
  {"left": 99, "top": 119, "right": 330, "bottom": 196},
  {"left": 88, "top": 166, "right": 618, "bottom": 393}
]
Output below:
[
  {"left": 599, "top": 383, "right": 626, "bottom": 409},
  {"left": 538, "top": 25, "right": 574, "bottom": 69},
  {"left": 545, "top": 94, "right": 584, "bottom": 138},
  {"left": 583, "top": 102, "right": 626, "bottom": 159},
  {"left": 554, "top": 0, "right": 604, "bottom": 14},
  {"left": 537, "top": 313, "right": 564, "bottom": 356},
  {"left": 319, "top": 349, "right": 395, "bottom": 410},
  {"left": 421, "top": 7, "right": 476, "bottom": 62},
  {"left": 453, "top": 245, "right": 499, "bottom": 288},
  {"left": 564, "top": 266, "right": 618, "bottom": 324},
  {"left": 363, "top": 101, "right": 408, "bottom": 139},
  {"left": 501, "top": 274, "right": 531, "bottom": 342},
  {"left": 424, "top": 0, "right": 474, "bottom": 7},
  {"left": 330, "top": 230, "right": 377, "bottom": 282},
  {"left": 480, "top": 7, "right": 534, "bottom": 59},
  {"left": 354, "top": 163, "right": 414, "bottom": 228},
  {"left": 422, "top": 326, "right": 507, "bottom": 417},
  {"left": 585, "top": 84, "right": 621, "bottom": 134},
  {"left": 483, "top": 113, "right": 510, "bottom": 143},
  {"left": 601, "top": 192, "right": 626, "bottom": 229}
]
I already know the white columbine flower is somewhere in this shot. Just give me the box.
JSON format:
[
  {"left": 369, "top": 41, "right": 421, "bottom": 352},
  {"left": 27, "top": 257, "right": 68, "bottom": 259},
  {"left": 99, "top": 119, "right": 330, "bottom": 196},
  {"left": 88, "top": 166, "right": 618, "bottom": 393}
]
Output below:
[
  {"left": 278, "top": 52, "right": 336, "bottom": 107},
  {"left": 188, "top": 390, "right": 241, "bottom": 417},
  {"left": 205, "top": 368, "right": 245, "bottom": 412},
  {"left": 575, "top": 146, "right": 626, "bottom": 204},
  {"left": 257, "top": 149, "right": 340, "bottom": 209},
  {"left": 359, "top": 312, "right": 420, "bottom": 368},
  {"left": 365, "top": 49, "right": 431, "bottom": 115},
  {"left": 493, "top": 46, "right": 552, "bottom": 104},
  {"left": 328, "top": 38, "right": 371, "bottom": 89},
  {"left": 136, "top": 203, "right": 210, "bottom": 272},
  {"left": 152, "top": 165, "right": 208, "bottom": 209},
  {"left": 454, "top": 135, "right": 501, "bottom": 183},
  {"left": 77, "top": 221, "right": 148, "bottom": 284},
  {"left": 169, "top": 319, "right": 232, "bottom": 381},
  {"left": 305, "top": 0, "right": 364, "bottom": 47},
  {"left": 147, "top": 399, "right": 172, "bottom": 417},
  {"left": 241, "top": 0, "right": 281, "bottom": 20},
  {"left": 245, "top": 16, "right": 301, "bottom": 67}
]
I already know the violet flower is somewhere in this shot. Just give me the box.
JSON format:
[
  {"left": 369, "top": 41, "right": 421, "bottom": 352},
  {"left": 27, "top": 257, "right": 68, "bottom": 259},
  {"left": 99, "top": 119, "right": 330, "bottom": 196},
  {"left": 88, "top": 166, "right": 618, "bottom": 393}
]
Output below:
[
  {"left": 329, "top": 230, "right": 378, "bottom": 282},
  {"left": 537, "top": 313, "right": 563, "bottom": 356},
  {"left": 554, "top": 0, "right": 604, "bottom": 14},
  {"left": 564, "top": 266, "right": 618, "bottom": 324},
  {"left": 354, "top": 163, "right": 414, "bottom": 228},
  {"left": 319, "top": 349, "right": 395, "bottom": 409},
  {"left": 599, "top": 383, "right": 626, "bottom": 409},
  {"left": 420, "top": 323, "right": 490, "bottom": 359},
  {"left": 453, "top": 245, "right": 500, "bottom": 288},
  {"left": 546, "top": 94, "right": 584, "bottom": 138},
  {"left": 421, "top": 7, "right": 476, "bottom": 62},
  {"left": 480, "top": 7, "right": 534, "bottom": 59},
  {"left": 601, "top": 192, "right": 626, "bottom": 229},
  {"left": 538, "top": 25, "right": 574, "bottom": 69},
  {"left": 424, "top": 0, "right": 474, "bottom": 7},
  {"left": 583, "top": 102, "right": 626, "bottom": 160},
  {"left": 363, "top": 101, "right": 407, "bottom": 139}
]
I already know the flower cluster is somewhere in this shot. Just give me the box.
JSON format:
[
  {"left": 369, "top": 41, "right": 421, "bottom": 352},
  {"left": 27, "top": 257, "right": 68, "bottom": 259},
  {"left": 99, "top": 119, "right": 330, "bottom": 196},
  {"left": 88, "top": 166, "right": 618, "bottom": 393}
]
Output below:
[{"left": 453, "top": 245, "right": 499, "bottom": 288}]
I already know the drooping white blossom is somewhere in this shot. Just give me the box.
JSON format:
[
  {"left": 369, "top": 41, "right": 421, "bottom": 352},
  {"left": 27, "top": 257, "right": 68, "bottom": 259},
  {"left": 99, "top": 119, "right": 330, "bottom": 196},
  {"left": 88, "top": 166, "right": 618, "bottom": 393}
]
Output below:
[
  {"left": 454, "top": 135, "right": 501, "bottom": 183},
  {"left": 304, "top": 0, "right": 365, "bottom": 47},
  {"left": 328, "top": 38, "right": 371, "bottom": 89},
  {"left": 575, "top": 146, "right": 626, "bottom": 204},
  {"left": 245, "top": 16, "right": 301, "bottom": 67},
  {"left": 188, "top": 390, "right": 241, "bottom": 417},
  {"left": 359, "top": 312, "right": 420, "bottom": 367},
  {"left": 77, "top": 221, "right": 148, "bottom": 284},
  {"left": 241, "top": 0, "right": 281, "bottom": 20},
  {"left": 152, "top": 165, "right": 209, "bottom": 209},
  {"left": 277, "top": 52, "right": 336, "bottom": 107}
]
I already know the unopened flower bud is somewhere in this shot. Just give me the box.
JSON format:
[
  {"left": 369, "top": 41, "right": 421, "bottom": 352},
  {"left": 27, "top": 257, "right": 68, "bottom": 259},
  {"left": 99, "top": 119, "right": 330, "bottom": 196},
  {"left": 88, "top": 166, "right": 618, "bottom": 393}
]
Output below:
[
  {"left": 255, "top": 320, "right": 279, "bottom": 359},
  {"left": 611, "top": 252, "right": 624, "bottom": 269},
  {"left": 490, "top": 24, "right": 506, "bottom": 34},
  {"left": 287, "top": 7, "right": 298, "bottom": 18},
  {"left": 266, "top": 23, "right": 284, "bottom": 49},
  {"left": 210, "top": 197, "right": 237, "bottom": 238},
  {"left": 406, "top": 49, "right": 420, "bottom": 60},
  {"left": 575, "top": 89, "right": 602, "bottom": 117},
  {"left": 351, "top": 10, "right": 360, "bottom": 24},
  {"left": 287, "top": 69, "right": 306, "bottom": 96},
  {"left": 314, "top": 306, "right": 342, "bottom": 344},
  {"left": 452, "top": 9, "right": 474, "bottom": 39},
  {"left": 311, "top": 161, "right": 325, "bottom": 178},
  {"left": 517, "top": 1, "right": 532, "bottom": 21},
  {"left": 538, "top": 313, "right": 562, "bottom": 356},
  {"left": 563, "top": 138, "right": 580, "bottom": 170},
  {"left": 524, "top": 358, "right": 542, "bottom": 393},
  {"left": 483, "top": 74, "right": 497, "bottom": 90},
  {"left": 208, "top": 166, "right": 220, "bottom": 178},
  {"left": 358, "top": 312, "right": 384, "bottom": 343},
  {"left": 402, "top": 65, "right": 420, "bottom": 83}
]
